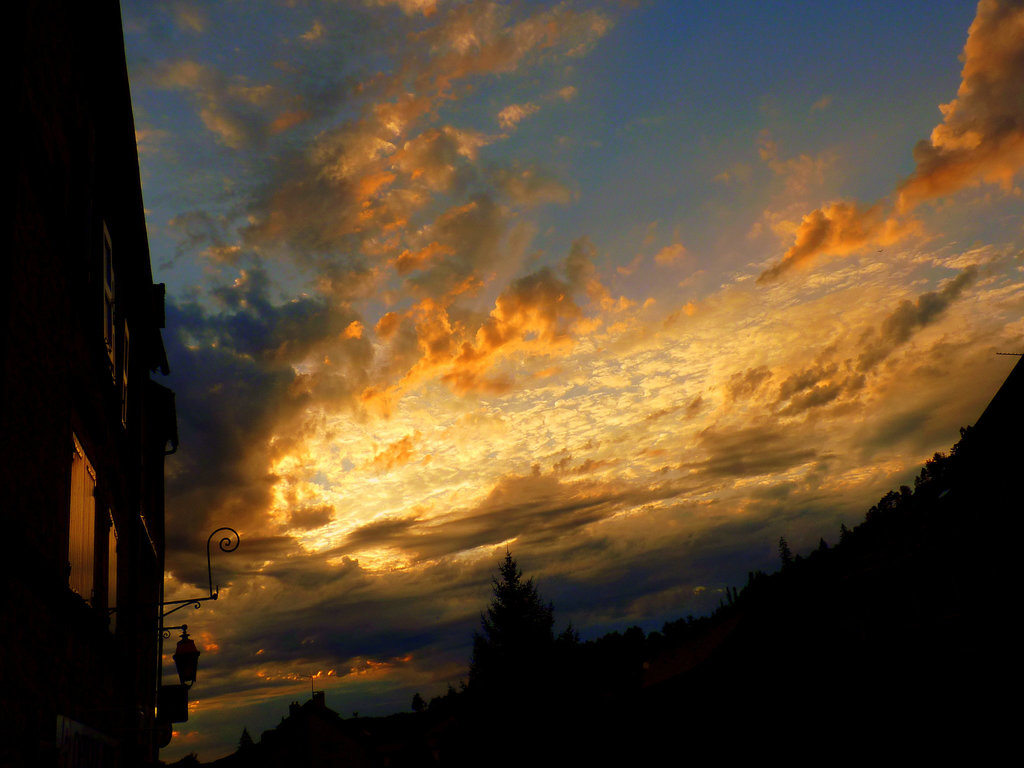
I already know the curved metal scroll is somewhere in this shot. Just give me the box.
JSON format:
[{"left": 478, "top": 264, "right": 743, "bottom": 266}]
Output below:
[
  {"left": 207, "top": 527, "right": 240, "bottom": 599},
  {"left": 160, "top": 527, "right": 240, "bottom": 619}
]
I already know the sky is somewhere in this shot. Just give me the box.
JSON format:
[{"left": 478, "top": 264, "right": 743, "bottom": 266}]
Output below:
[{"left": 121, "top": 0, "right": 1023, "bottom": 760}]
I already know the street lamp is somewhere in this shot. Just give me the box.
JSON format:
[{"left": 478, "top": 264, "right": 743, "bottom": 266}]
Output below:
[
  {"left": 172, "top": 626, "right": 200, "bottom": 688},
  {"left": 155, "top": 527, "right": 239, "bottom": 732}
]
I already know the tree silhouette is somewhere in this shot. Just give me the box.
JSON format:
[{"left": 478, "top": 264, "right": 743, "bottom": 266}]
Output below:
[
  {"left": 411, "top": 692, "right": 426, "bottom": 713},
  {"left": 238, "top": 726, "right": 254, "bottom": 751},
  {"left": 469, "top": 551, "right": 554, "bottom": 695},
  {"left": 779, "top": 536, "right": 794, "bottom": 568}
]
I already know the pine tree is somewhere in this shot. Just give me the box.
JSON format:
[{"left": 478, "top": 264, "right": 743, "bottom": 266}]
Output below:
[
  {"left": 469, "top": 551, "right": 555, "bottom": 695},
  {"left": 238, "top": 727, "right": 254, "bottom": 751},
  {"left": 778, "top": 536, "right": 794, "bottom": 568},
  {"left": 411, "top": 692, "right": 426, "bottom": 713}
]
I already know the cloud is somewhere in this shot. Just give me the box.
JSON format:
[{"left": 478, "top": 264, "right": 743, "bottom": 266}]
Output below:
[
  {"left": 761, "top": 0, "right": 1023, "bottom": 283},
  {"left": 391, "top": 125, "right": 493, "bottom": 191},
  {"left": 810, "top": 95, "right": 832, "bottom": 112},
  {"left": 489, "top": 165, "right": 572, "bottom": 206},
  {"left": 774, "top": 362, "right": 864, "bottom": 416},
  {"left": 414, "top": 2, "right": 612, "bottom": 95},
  {"left": 757, "top": 201, "right": 917, "bottom": 283},
  {"left": 758, "top": 132, "right": 835, "bottom": 193},
  {"left": 173, "top": 1, "right": 207, "bottom": 33},
  {"left": 287, "top": 505, "right": 335, "bottom": 531},
  {"left": 857, "top": 266, "right": 979, "bottom": 371},
  {"left": 897, "top": 0, "right": 1024, "bottom": 211},
  {"left": 166, "top": 209, "right": 235, "bottom": 266},
  {"left": 439, "top": 263, "right": 585, "bottom": 393},
  {"left": 726, "top": 366, "right": 772, "bottom": 402},
  {"left": 369, "top": 0, "right": 438, "bottom": 16},
  {"left": 269, "top": 110, "right": 313, "bottom": 134},
  {"left": 498, "top": 102, "right": 540, "bottom": 130},
  {"left": 367, "top": 432, "right": 423, "bottom": 472},
  {"left": 239, "top": 1, "right": 609, "bottom": 267},
  {"left": 147, "top": 60, "right": 278, "bottom": 149},
  {"left": 654, "top": 243, "right": 687, "bottom": 266},
  {"left": 301, "top": 20, "right": 326, "bottom": 42},
  {"left": 335, "top": 470, "right": 644, "bottom": 562},
  {"left": 402, "top": 195, "right": 506, "bottom": 297},
  {"left": 687, "top": 423, "right": 821, "bottom": 480},
  {"left": 161, "top": 272, "right": 374, "bottom": 575}
]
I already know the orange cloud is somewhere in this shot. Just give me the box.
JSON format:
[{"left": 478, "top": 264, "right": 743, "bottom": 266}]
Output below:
[
  {"left": 897, "top": 0, "right": 1024, "bottom": 211},
  {"left": 367, "top": 432, "right": 421, "bottom": 472},
  {"left": 490, "top": 166, "right": 572, "bottom": 206},
  {"left": 368, "top": 251, "right": 596, "bottom": 401},
  {"left": 376, "top": 311, "right": 402, "bottom": 339},
  {"left": 269, "top": 110, "right": 312, "bottom": 134},
  {"left": 370, "top": 0, "right": 437, "bottom": 16},
  {"left": 416, "top": 2, "right": 612, "bottom": 96},
  {"left": 758, "top": 132, "right": 834, "bottom": 193},
  {"left": 442, "top": 267, "right": 582, "bottom": 393},
  {"left": 394, "top": 241, "right": 454, "bottom": 274},
  {"left": 654, "top": 243, "right": 687, "bottom": 266},
  {"left": 758, "top": 201, "right": 917, "bottom": 283},
  {"left": 761, "top": 1, "right": 1023, "bottom": 283},
  {"left": 498, "top": 102, "right": 540, "bottom": 130}
]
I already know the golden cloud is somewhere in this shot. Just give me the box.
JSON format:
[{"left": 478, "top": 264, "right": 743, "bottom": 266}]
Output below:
[
  {"left": 757, "top": 201, "right": 917, "bottom": 283},
  {"left": 762, "top": 0, "right": 1023, "bottom": 283},
  {"left": 498, "top": 102, "right": 540, "bottom": 130},
  {"left": 367, "top": 432, "right": 422, "bottom": 472},
  {"left": 897, "top": 0, "right": 1024, "bottom": 211},
  {"left": 654, "top": 243, "right": 687, "bottom": 266}
]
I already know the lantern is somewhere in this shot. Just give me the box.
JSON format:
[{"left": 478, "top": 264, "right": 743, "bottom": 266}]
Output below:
[{"left": 173, "top": 626, "right": 200, "bottom": 687}]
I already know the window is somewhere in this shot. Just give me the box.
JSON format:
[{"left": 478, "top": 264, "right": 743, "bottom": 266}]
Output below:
[
  {"left": 68, "top": 434, "right": 97, "bottom": 602},
  {"left": 107, "top": 512, "right": 118, "bottom": 632},
  {"left": 120, "top": 321, "right": 130, "bottom": 428},
  {"left": 102, "top": 223, "right": 115, "bottom": 379}
]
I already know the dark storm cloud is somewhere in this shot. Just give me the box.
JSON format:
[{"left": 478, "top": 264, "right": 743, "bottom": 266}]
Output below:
[
  {"left": 333, "top": 469, "right": 698, "bottom": 565},
  {"left": 726, "top": 366, "right": 772, "bottom": 401},
  {"left": 336, "top": 473, "right": 616, "bottom": 559},
  {"left": 404, "top": 194, "right": 507, "bottom": 298},
  {"left": 776, "top": 362, "right": 839, "bottom": 402},
  {"left": 162, "top": 274, "right": 371, "bottom": 585},
  {"left": 687, "top": 424, "right": 821, "bottom": 479},
  {"left": 773, "top": 361, "right": 866, "bottom": 416},
  {"left": 857, "top": 266, "right": 978, "bottom": 372},
  {"left": 287, "top": 505, "right": 335, "bottom": 531}
]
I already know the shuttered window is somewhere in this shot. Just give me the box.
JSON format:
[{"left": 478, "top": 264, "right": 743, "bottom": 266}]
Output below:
[
  {"left": 107, "top": 513, "right": 118, "bottom": 632},
  {"left": 120, "top": 321, "right": 129, "bottom": 428},
  {"left": 69, "top": 434, "right": 97, "bottom": 601},
  {"left": 102, "top": 223, "right": 115, "bottom": 379}
]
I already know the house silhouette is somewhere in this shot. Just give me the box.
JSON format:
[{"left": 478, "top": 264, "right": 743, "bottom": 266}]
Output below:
[{"left": 5, "top": 1, "right": 177, "bottom": 765}]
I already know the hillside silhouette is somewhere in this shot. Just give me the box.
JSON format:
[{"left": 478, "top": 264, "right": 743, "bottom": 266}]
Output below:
[{"left": 173, "top": 356, "right": 1020, "bottom": 766}]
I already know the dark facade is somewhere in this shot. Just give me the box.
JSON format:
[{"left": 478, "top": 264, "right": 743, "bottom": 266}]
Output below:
[{"left": 3, "top": 1, "right": 177, "bottom": 765}]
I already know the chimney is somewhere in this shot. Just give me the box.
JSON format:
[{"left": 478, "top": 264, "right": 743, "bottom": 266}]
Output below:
[{"left": 312, "top": 691, "right": 325, "bottom": 708}]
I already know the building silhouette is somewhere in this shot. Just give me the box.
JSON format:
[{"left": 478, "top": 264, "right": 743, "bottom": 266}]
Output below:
[{"left": 4, "top": 1, "right": 177, "bottom": 765}]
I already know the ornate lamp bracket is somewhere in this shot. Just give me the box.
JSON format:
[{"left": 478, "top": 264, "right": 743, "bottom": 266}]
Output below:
[{"left": 158, "top": 527, "right": 240, "bottom": 619}]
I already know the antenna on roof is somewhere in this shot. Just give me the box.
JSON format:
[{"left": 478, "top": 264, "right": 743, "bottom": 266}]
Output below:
[{"left": 996, "top": 352, "right": 1023, "bottom": 356}]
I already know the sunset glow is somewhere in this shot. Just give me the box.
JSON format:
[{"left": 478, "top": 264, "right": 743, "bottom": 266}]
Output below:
[{"left": 122, "top": 0, "right": 1023, "bottom": 761}]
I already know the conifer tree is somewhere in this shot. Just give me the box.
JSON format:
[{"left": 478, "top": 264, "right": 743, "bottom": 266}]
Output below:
[
  {"left": 238, "top": 727, "right": 253, "bottom": 751},
  {"left": 778, "top": 536, "right": 794, "bottom": 568},
  {"left": 469, "top": 551, "right": 554, "bottom": 694}
]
